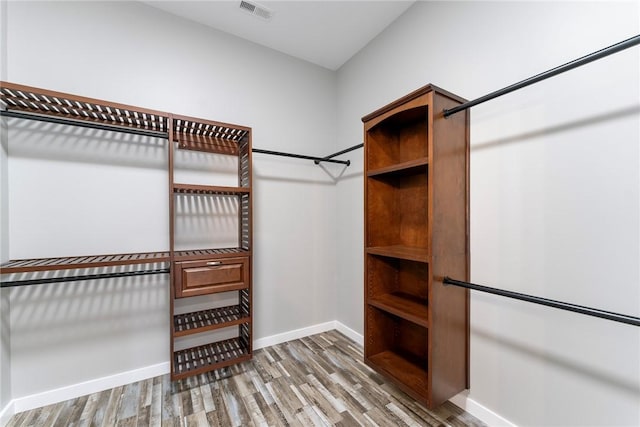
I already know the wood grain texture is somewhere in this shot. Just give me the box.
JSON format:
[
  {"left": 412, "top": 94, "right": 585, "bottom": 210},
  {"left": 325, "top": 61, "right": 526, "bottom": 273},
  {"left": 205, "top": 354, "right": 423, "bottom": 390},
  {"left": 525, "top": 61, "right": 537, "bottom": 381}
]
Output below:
[
  {"left": 6, "top": 331, "right": 484, "bottom": 427},
  {"left": 363, "top": 84, "right": 469, "bottom": 409}
]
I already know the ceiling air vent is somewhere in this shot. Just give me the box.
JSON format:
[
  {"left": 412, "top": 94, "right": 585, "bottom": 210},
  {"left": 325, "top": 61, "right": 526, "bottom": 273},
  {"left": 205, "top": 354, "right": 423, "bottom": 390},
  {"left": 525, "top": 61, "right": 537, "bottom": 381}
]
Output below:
[{"left": 239, "top": 0, "right": 273, "bottom": 21}]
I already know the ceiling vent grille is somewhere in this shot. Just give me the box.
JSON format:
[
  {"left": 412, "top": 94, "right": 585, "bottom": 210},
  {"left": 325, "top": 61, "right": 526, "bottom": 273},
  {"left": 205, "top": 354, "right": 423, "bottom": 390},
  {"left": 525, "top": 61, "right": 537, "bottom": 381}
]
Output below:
[{"left": 239, "top": 0, "right": 273, "bottom": 21}]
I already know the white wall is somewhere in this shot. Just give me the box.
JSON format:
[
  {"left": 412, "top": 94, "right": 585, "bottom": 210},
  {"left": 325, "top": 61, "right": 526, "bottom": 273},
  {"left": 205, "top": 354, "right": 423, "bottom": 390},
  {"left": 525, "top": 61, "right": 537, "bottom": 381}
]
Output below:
[
  {"left": 336, "top": 1, "right": 640, "bottom": 426},
  {"left": 4, "top": 0, "right": 338, "bottom": 400},
  {"left": 0, "top": 0, "right": 12, "bottom": 418}
]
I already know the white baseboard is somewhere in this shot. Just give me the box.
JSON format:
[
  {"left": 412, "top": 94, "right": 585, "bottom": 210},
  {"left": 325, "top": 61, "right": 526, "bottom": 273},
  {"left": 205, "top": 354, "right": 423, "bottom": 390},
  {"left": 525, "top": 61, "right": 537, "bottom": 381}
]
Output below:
[
  {"left": 253, "top": 320, "right": 364, "bottom": 349},
  {"left": 450, "top": 392, "right": 517, "bottom": 427},
  {"left": 11, "top": 321, "right": 343, "bottom": 416},
  {"left": 12, "top": 362, "right": 170, "bottom": 414},
  {"left": 334, "top": 320, "right": 364, "bottom": 346},
  {"left": 6, "top": 323, "right": 512, "bottom": 427},
  {"left": 253, "top": 320, "right": 336, "bottom": 349},
  {"left": 0, "top": 400, "right": 14, "bottom": 427}
]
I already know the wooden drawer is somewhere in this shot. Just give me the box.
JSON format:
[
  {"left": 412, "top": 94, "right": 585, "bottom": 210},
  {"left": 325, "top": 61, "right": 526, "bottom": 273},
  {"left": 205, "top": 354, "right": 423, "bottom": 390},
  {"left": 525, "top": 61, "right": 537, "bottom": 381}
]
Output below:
[{"left": 174, "top": 257, "right": 249, "bottom": 298}]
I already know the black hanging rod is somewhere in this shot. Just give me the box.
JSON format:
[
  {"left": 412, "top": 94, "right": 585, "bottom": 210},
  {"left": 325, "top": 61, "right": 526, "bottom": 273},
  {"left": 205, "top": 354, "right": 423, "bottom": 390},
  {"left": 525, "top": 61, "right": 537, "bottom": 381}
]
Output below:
[
  {"left": 443, "top": 34, "right": 640, "bottom": 117},
  {"left": 0, "top": 110, "right": 169, "bottom": 139},
  {"left": 0, "top": 268, "right": 170, "bottom": 288},
  {"left": 2, "top": 109, "right": 360, "bottom": 165},
  {"left": 252, "top": 148, "right": 350, "bottom": 165},
  {"left": 443, "top": 277, "right": 640, "bottom": 327},
  {"left": 313, "top": 143, "right": 364, "bottom": 165}
]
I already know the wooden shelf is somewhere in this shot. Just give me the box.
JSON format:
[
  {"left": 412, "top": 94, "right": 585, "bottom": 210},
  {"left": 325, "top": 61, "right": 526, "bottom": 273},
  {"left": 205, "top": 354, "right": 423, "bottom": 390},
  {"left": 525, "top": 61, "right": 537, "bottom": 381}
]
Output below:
[
  {"left": 173, "top": 248, "right": 250, "bottom": 262},
  {"left": 367, "top": 350, "right": 428, "bottom": 399},
  {"left": 172, "top": 337, "right": 251, "bottom": 379},
  {"left": 0, "top": 251, "right": 170, "bottom": 274},
  {"left": 367, "top": 157, "right": 428, "bottom": 177},
  {"left": 174, "top": 305, "right": 250, "bottom": 337},
  {"left": 0, "top": 81, "right": 168, "bottom": 135},
  {"left": 173, "top": 184, "right": 250, "bottom": 195},
  {"left": 369, "top": 293, "right": 428, "bottom": 327},
  {"left": 173, "top": 115, "right": 249, "bottom": 155},
  {"left": 366, "top": 246, "right": 428, "bottom": 263}
]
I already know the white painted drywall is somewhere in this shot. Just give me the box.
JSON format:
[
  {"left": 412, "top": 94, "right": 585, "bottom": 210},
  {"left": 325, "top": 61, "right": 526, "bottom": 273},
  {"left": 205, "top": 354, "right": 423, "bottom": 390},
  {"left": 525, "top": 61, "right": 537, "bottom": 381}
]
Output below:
[
  {"left": 4, "top": 0, "right": 338, "bottom": 400},
  {"left": 336, "top": 1, "right": 640, "bottom": 425},
  {"left": 0, "top": 0, "right": 12, "bottom": 416}
]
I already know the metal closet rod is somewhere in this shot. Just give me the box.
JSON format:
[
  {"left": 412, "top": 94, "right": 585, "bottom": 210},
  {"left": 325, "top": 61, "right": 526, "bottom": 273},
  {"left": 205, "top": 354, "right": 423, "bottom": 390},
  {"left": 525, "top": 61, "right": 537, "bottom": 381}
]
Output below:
[
  {"left": 443, "top": 34, "right": 640, "bottom": 117},
  {"left": 314, "top": 143, "right": 364, "bottom": 165},
  {"left": 0, "top": 110, "right": 169, "bottom": 138},
  {"left": 1, "top": 110, "right": 361, "bottom": 165},
  {"left": 1, "top": 268, "right": 170, "bottom": 288},
  {"left": 253, "top": 147, "right": 354, "bottom": 165},
  {"left": 443, "top": 277, "right": 640, "bottom": 327}
]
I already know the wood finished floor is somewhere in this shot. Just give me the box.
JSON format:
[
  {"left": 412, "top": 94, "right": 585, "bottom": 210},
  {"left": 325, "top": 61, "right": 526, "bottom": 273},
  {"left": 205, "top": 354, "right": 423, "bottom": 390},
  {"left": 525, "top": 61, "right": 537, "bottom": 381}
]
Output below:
[{"left": 7, "top": 330, "right": 485, "bottom": 427}]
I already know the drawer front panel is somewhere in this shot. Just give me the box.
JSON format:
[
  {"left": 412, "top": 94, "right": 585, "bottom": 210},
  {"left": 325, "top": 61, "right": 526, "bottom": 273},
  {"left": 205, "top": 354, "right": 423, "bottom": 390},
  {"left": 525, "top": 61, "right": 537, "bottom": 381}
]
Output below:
[{"left": 175, "top": 257, "right": 249, "bottom": 298}]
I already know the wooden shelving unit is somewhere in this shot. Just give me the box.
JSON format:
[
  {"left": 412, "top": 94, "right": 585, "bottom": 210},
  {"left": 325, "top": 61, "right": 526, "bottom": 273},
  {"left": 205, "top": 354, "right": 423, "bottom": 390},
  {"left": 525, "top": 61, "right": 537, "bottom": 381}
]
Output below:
[
  {"left": 0, "top": 81, "right": 253, "bottom": 380},
  {"left": 0, "top": 81, "right": 172, "bottom": 285},
  {"left": 363, "top": 84, "right": 470, "bottom": 409},
  {"left": 169, "top": 113, "right": 252, "bottom": 380}
]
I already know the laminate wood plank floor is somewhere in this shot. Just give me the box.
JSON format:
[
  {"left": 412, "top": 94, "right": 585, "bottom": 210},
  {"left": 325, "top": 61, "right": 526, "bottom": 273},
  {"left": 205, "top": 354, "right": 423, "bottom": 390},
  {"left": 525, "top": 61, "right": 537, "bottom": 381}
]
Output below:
[{"left": 7, "top": 331, "right": 486, "bottom": 427}]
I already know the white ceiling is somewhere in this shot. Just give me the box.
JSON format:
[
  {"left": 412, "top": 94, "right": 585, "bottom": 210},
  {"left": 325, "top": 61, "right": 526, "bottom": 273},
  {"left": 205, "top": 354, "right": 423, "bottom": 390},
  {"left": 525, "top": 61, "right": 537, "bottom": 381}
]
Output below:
[{"left": 141, "top": 1, "right": 415, "bottom": 70}]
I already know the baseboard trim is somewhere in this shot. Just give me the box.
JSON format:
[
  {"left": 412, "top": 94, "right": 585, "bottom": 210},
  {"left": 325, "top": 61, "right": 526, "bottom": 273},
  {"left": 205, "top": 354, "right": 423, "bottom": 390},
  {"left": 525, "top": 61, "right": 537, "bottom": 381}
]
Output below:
[
  {"left": 334, "top": 320, "right": 364, "bottom": 346},
  {"left": 12, "top": 362, "right": 170, "bottom": 414},
  {"left": 12, "top": 321, "right": 342, "bottom": 415},
  {"left": 0, "top": 400, "right": 14, "bottom": 427},
  {"left": 450, "top": 392, "right": 517, "bottom": 427},
  {"left": 253, "top": 320, "right": 336, "bottom": 349},
  {"left": 7, "top": 323, "right": 512, "bottom": 427}
]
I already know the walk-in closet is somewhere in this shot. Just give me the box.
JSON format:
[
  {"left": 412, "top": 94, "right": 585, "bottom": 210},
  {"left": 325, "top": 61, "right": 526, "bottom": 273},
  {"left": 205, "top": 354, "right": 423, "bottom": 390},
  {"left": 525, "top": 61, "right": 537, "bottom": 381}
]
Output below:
[{"left": 1, "top": 1, "right": 638, "bottom": 426}]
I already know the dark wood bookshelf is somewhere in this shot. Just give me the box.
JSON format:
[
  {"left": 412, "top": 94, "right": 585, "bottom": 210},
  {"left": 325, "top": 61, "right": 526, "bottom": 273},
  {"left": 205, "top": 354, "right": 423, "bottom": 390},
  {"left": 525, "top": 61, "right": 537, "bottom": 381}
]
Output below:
[{"left": 363, "top": 84, "right": 470, "bottom": 409}]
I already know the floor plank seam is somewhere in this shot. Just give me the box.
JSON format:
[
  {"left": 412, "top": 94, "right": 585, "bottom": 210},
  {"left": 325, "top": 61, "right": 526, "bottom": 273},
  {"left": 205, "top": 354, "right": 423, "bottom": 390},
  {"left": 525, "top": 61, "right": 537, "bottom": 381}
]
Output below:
[{"left": 7, "top": 331, "right": 486, "bottom": 427}]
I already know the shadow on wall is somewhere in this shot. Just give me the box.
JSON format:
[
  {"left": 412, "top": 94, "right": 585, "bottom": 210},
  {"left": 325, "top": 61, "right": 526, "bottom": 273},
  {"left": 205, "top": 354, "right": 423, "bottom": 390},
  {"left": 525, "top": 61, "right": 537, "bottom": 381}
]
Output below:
[
  {"left": 471, "top": 105, "right": 640, "bottom": 151},
  {"left": 471, "top": 324, "right": 640, "bottom": 396},
  {"left": 8, "top": 272, "right": 168, "bottom": 353},
  {"left": 6, "top": 119, "right": 167, "bottom": 169},
  {"left": 1, "top": 288, "right": 9, "bottom": 370},
  {"left": 253, "top": 165, "right": 337, "bottom": 186},
  {"left": 174, "top": 193, "right": 239, "bottom": 250}
]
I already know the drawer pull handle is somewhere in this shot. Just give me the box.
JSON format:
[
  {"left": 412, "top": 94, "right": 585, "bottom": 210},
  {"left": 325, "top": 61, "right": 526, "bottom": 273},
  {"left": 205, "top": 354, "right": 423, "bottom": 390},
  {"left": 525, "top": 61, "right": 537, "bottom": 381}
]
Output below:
[{"left": 206, "top": 261, "right": 222, "bottom": 266}]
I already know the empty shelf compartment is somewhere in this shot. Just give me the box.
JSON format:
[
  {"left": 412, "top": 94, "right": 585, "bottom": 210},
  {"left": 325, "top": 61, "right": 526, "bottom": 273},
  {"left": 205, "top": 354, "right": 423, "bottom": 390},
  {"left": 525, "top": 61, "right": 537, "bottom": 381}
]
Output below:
[
  {"left": 172, "top": 337, "right": 250, "bottom": 379},
  {"left": 367, "top": 254, "right": 428, "bottom": 326},
  {"left": 174, "top": 304, "right": 250, "bottom": 337},
  {"left": 366, "top": 106, "right": 428, "bottom": 171},
  {"left": 366, "top": 306, "right": 428, "bottom": 398},
  {"left": 366, "top": 171, "right": 428, "bottom": 251}
]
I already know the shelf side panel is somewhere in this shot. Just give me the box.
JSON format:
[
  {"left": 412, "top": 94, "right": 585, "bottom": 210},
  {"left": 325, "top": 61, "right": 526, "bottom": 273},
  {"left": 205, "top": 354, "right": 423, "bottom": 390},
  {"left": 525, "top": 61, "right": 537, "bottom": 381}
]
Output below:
[{"left": 428, "top": 92, "right": 470, "bottom": 407}]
